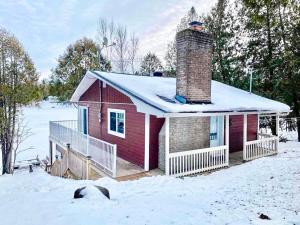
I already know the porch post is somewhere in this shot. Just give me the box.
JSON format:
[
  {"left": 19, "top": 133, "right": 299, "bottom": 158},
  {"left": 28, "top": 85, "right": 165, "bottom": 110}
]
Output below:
[
  {"left": 165, "top": 117, "right": 170, "bottom": 176},
  {"left": 275, "top": 113, "right": 279, "bottom": 153},
  {"left": 276, "top": 113, "right": 279, "bottom": 136},
  {"left": 243, "top": 114, "right": 248, "bottom": 160},
  {"left": 86, "top": 135, "right": 89, "bottom": 156},
  {"left": 144, "top": 114, "right": 150, "bottom": 171},
  {"left": 225, "top": 115, "right": 229, "bottom": 165}
]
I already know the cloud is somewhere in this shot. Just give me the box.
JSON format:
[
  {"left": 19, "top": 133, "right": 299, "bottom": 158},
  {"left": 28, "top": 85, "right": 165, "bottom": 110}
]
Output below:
[{"left": 0, "top": 0, "right": 217, "bottom": 79}]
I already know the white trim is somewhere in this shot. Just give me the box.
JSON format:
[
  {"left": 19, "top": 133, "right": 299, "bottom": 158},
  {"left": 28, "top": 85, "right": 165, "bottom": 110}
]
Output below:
[
  {"left": 144, "top": 114, "right": 150, "bottom": 171},
  {"left": 107, "top": 108, "right": 126, "bottom": 138},
  {"left": 225, "top": 115, "right": 229, "bottom": 146},
  {"left": 162, "top": 110, "right": 291, "bottom": 118},
  {"left": 243, "top": 114, "right": 247, "bottom": 160},
  {"left": 165, "top": 117, "right": 170, "bottom": 175}
]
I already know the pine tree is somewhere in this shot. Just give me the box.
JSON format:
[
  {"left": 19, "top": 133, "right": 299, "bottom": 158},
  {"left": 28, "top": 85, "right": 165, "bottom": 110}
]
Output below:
[
  {"left": 0, "top": 28, "right": 39, "bottom": 174},
  {"left": 239, "top": 0, "right": 300, "bottom": 137},
  {"left": 50, "top": 37, "right": 111, "bottom": 101},
  {"left": 177, "top": 7, "right": 201, "bottom": 32},
  {"left": 140, "top": 52, "right": 163, "bottom": 75},
  {"left": 205, "top": 0, "right": 246, "bottom": 88},
  {"left": 164, "top": 41, "right": 176, "bottom": 77}
]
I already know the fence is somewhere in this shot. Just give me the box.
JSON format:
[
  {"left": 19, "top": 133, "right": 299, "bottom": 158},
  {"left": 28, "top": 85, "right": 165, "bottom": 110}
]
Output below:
[
  {"left": 168, "top": 145, "right": 229, "bottom": 177},
  {"left": 49, "top": 120, "right": 117, "bottom": 177},
  {"left": 244, "top": 135, "right": 278, "bottom": 161}
]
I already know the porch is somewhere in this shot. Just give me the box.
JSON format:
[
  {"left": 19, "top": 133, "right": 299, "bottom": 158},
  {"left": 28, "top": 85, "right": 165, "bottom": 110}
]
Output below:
[
  {"left": 164, "top": 113, "right": 280, "bottom": 177},
  {"left": 49, "top": 120, "right": 143, "bottom": 179}
]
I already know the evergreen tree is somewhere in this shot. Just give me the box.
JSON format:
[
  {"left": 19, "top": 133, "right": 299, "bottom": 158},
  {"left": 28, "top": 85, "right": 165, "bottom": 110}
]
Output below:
[
  {"left": 240, "top": 0, "right": 300, "bottom": 136},
  {"left": 140, "top": 52, "right": 163, "bottom": 75},
  {"left": 205, "top": 0, "right": 246, "bottom": 88},
  {"left": 275, "top": 0, "right": 300, "bottom": 140},
  {"left": 177, "top": 7, "right": 201, "bottom": 32},
  {"left": 50, "top": 37, "right": 111, "bottom": 101},
  {"left": 164, "top": 41, "right": 177, "bottom": 77},
  {"left": 0, "top": 28, "right": 39, "bottom": 174}
]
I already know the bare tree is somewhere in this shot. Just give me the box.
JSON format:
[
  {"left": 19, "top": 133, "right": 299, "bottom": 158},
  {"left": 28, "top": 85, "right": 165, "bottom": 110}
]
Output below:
[
  {"left": 12, "top": 116, "right": 33, "bottom": 173},
  {"left": 108, "top": 19, "right": 115, "bottom": 61},
  {"left": 96, "top": 18, "right": 116, "bottom": 62},
  {"left": 128, "top": 33, "right": 139, "bottom": 74},
  {"left": 114, "top": 25, "right": 128, "bottom": 73},
  {"left": 96, "top": 18, "right": 140, "bottom": 74}
]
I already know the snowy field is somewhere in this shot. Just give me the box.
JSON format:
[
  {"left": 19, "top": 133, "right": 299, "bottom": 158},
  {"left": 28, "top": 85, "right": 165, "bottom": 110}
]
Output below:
[
  {"left": 0, "top": 101, "right": 299, "bottom": 225},
  {"left": 0, "top": 141, "right": 299, "bottom": 225},
  {"left": 17, "top": 101, "right": 77, "bottom": 161}
]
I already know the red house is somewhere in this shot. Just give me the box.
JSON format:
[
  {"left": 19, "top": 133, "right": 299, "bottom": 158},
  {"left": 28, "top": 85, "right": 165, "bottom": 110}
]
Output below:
[{"left": 49, "top": 22, "right": 290, "bottom": 179}]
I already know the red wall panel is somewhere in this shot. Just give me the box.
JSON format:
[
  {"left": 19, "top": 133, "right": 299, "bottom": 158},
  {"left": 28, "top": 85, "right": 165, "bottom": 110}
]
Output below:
[
  {"left": 149, "top": 116, "right": 165, "bottom": 169},
  {"left": 229, "top": 115, "right": 258, "bottom": 153}
]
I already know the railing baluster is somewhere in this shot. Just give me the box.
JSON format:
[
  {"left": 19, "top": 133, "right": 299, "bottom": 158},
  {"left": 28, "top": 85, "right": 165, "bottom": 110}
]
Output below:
[{"left": 49, "top": 120, "right": 117, "bottom": 177}]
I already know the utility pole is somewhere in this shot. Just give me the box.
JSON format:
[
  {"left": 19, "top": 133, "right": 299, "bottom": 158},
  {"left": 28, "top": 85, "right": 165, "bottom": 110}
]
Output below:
[{"left": 248, "top": 67, "right": 253, "bottom": 94}]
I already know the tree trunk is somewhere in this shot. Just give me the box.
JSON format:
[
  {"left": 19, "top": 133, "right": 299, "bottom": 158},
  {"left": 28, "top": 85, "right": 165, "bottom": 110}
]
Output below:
[{"left": 2, "top": 148, "right": 12, "bottom": 174}]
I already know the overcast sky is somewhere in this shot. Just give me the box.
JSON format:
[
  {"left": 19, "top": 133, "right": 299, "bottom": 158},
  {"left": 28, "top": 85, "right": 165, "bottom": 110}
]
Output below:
[{"left": 0, "top": 0, "right": 217, "bottom": 79}]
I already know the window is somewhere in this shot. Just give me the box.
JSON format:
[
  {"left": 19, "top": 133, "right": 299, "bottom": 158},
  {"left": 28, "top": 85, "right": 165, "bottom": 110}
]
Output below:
[
  {"left": 210, "top": 116, "right": 224, "bottom": 147},
  {"left": 108, "top": 109, "right": 125, "bottom": 138}
]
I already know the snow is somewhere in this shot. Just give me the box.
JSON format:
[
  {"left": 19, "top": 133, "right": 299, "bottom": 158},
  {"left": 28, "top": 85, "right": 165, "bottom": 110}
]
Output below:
[
  {"left": 71, "top": 71, "right": 290, "bottom": 114},
  {"left": 1, "top": 140, "right": 299, "bottom": 225},
  {"left": 79, "top": 185, "right": 110, "bottom": 201},
  {"left": 17, "top": 101, "right": 77, "bottom": 161}
]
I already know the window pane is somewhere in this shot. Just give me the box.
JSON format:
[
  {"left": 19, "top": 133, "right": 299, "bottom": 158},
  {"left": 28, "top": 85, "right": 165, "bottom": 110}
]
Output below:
[
  {"left": 110, "top": 112, "right": 116, "bottom": 131},
  {"left": 117, "top": 113, "right": 124, "bottom": 134}
]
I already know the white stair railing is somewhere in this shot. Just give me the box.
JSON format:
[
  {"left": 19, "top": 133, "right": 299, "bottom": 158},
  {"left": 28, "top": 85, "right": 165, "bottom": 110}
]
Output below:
[
  {"left": 88, "top": 136, "right": 117, "bottom": 177},
  {"left": 168, "top": 145, "right": 229, "bottom": 177},
  {"left": 244, "top": 136, "right": 278, "bottom": 161},
  {"left": 49, "top": 120, "right": 117, "bottom": 177}
]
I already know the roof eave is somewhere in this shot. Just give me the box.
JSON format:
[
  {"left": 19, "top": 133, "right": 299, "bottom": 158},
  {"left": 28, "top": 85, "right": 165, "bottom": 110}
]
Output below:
[{"left": 160, "top": 110, "right": 291, "bottom": 118}]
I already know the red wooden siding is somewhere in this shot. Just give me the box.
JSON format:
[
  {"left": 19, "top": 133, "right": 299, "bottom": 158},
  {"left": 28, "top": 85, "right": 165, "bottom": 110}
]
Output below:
[
  {"left": 229, "top": 115, "right": 258, "bottom": 153},
  {"left": 79, "top": 81, "right": 101, "bottom": 139},
  {"left": 79, "top": 80, "right": 147, "bottom": 168},
  {"left": 80, "top": 80, "right": 100, "bottom": 102},
  {"left": 149, "top": 116, "right": 165, "bottom": 169}
]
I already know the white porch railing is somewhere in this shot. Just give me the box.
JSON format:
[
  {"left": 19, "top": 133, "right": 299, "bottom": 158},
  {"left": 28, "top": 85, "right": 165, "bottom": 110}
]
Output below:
[
  {"left": 244, "top": 135, "right": 278, "bottom": 161},
  {"left": 49, "top": 120, "right": 117, "bottom": 177},
  {"left": 168, "top": 145, "right": 229, "bottom": 177},
  {"left": 88, "top": 136, "right": 117, "bottom": 177}
]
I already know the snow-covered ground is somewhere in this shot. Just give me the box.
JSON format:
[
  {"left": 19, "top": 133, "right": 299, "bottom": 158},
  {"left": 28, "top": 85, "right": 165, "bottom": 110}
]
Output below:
[
  {"left": 0, "top": 141, "right": 299, "bottom": 225},
  {"left": 17, "top": 101, "right": 77, "bottom": 161}
]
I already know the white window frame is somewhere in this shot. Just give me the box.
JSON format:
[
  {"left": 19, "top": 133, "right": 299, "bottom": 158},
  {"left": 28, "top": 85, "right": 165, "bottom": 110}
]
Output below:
[{"left": 107, "top": 108, "right": 125, "bottom": 138}]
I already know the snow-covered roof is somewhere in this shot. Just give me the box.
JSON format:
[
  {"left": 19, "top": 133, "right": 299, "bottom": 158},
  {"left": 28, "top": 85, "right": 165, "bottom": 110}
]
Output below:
[{"left": 71, "top": 71, "right": 290, "bottom": 116}]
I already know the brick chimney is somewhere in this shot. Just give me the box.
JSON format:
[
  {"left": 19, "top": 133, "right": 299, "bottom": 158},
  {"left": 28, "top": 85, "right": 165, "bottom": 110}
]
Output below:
[{"left": 175, "top": 21, "right": 213, "bottom": 104}]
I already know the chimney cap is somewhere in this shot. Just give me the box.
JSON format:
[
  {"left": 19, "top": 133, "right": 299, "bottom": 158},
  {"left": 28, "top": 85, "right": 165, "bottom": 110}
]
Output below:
[{"left": 189, "top": 21, "right": 204, "bottom": 31}]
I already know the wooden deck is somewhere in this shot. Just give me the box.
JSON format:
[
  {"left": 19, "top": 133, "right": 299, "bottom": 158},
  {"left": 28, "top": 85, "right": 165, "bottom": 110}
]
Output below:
[{"left": 229, "top": 151, "right": 244, "bottom": 166}]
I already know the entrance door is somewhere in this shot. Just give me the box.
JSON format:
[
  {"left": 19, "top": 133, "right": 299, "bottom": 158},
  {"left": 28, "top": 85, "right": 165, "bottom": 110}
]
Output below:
[
  {"left": 79, "top": 107, "right": 88, "bottom": 135},
  {"left": 210, "top": 116, "right": 224, "bottom": 147}
]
